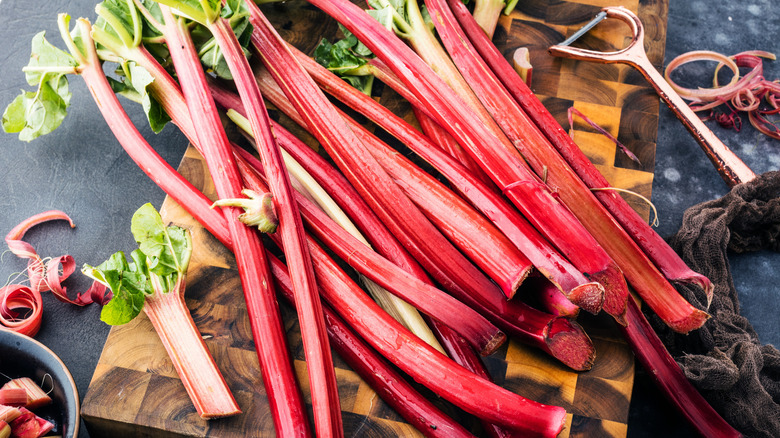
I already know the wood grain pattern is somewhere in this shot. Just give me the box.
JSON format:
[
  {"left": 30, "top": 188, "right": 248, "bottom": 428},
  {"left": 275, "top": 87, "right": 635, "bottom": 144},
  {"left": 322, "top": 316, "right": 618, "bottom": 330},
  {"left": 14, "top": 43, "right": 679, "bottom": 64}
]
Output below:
[{"left": 81, "top": 0, "right": 668, "bottom": 436}]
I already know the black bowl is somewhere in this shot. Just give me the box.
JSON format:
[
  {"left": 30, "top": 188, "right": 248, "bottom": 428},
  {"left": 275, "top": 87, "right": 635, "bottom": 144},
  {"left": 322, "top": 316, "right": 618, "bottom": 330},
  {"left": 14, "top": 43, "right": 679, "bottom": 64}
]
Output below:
[{"left": 0, "top": 329, "right": 79, "bottom": 438}]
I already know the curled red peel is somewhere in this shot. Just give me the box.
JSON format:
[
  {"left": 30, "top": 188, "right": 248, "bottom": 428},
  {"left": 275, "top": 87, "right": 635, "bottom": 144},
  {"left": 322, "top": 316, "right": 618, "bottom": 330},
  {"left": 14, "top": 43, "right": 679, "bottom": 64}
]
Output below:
[
  {"left": 0, "top": 285, "right": 43, "bottom": 336},
  {"left": 666, "top": 50, "right": 780, "bottom": 140},
  {"left": 1, "top": 211, "right": 110, "bottom": 336}
]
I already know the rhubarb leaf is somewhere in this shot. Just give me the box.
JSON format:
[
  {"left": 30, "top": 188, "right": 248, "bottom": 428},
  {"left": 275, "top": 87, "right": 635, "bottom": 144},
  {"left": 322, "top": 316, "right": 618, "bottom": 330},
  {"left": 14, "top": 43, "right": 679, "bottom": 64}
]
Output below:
[
  {"left": 2, "top": 30, "right": 80, "bottom": 141},
  {"left": 23, "top": 32, "right": 79, "bottom": 86},
  {"left": 83, "top": 204, "right": 191, "bottom": 324},
  {"left": 130, "top": 203, "right": 191, "bottom": 291},
  {"left": 2, "top": 73, "right": 72, "bottom": 142},
  {"left": 191, "top": 0, "right": 252, "bottom": 80},
  {"left": 314, "top": 27, "right": 376, "bottom": 95},
  {"left": 110, "top": 62, "right": 171, "bottom": 133},
  {"left": 83, "top": 252, "right": 149, "bottom": 325}
]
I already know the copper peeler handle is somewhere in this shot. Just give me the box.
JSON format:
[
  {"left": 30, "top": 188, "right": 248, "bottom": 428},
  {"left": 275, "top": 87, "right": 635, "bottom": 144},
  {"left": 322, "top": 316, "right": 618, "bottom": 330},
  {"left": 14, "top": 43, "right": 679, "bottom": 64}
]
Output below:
[{"left": 549, "top": 6, "right": 756, "bottom": 188}]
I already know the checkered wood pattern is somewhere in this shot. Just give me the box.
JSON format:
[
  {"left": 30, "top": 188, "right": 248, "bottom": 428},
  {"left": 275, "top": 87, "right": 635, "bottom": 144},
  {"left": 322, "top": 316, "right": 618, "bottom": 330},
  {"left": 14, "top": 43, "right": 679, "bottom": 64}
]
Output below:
[{"left": 82, "top": 0, "right": 668, "bottom": 436}]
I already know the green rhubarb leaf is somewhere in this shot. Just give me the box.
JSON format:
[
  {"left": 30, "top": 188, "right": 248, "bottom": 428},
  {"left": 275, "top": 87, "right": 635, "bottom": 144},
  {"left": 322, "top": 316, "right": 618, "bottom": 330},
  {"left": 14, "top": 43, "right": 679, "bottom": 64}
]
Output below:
[
  {"left": 95, "top": 0, "right": 141, "bottom": 48},
  {"left": 3, "top": 73, "right": 72, "bottom": 142},
  {"left": 314, "top": 25, "right": 377, "bottom": 95},
  {"left": 24, "top": 31, "right": 78, "bottom": 86},
  {"left": 130, "top": 203, "right": 192, "bottom": 286},
  {"left": 366, "top": 6, "right": 396, "bottom": 31},
  {"left": 110, "top": 61, "right": 171, "bottom": 133},
  {"left": 191, "top": 0, "right": 252, "bottom": 80},
  {"left": 2, "top": 30, "right": 79, "bottom": 141},
  {"left": 83, "top": 251, "right": 149, "bottom": 326},
  {"left": 82, "top": 204, "right": 192, "bottom": 325}
]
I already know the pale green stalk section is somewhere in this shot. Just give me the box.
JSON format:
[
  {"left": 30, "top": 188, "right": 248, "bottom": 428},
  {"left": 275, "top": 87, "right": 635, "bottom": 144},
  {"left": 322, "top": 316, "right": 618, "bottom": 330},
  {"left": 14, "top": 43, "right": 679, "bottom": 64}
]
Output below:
[
  {"left": 472, "top": 0, "right": 504, "bottom": 39},
  {"left": 228, "top": 110, "right": 446, "bottom": 355}
]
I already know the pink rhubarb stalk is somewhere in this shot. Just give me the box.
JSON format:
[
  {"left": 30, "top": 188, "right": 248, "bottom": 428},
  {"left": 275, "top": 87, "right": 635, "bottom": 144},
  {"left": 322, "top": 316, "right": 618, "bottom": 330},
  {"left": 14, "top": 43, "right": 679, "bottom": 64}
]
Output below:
[
  {"left": 244, "top": 0, "right": 527, "bottom": 335},
  {"left": 446, "top": 0, "right": 714, "bottom": 304},
  {"left": 243, "top": 72, "right": 531, "bottom": 297},
  {"left": 267, "top": 255, "right": 475, "bottom": 438},
  {"left": 143, "top": 276, "right": 240, "bottom": 418},
  {"left": 304, "top": 0, "right": 627, "bottom": 322},
  {"left": 62, "top": 17, "right": 245, "bottom": 420},
  {"left": 289, "top": 48, "right": 604, "bottom": 313},
  {"left": 131, "top": 9, "right": 311, "bottom": 432},
  {"left": 435, "top": 0, "right": 709, "bottom": 332},
  {"left": 274, "top": 221, "right": 567, "bottom": 436},
  {"left": 220, "top": 80, "right": 594, "bottom": 370},
  {"left": 232, "top": 147, "right": 506, "bottom": 356}
]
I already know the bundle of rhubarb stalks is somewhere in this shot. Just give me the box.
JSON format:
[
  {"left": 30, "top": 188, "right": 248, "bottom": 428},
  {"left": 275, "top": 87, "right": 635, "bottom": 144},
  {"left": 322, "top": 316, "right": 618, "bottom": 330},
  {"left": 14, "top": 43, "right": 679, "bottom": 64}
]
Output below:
[{"left": 2, "top": 0, "right": 742, "bottom": 436}]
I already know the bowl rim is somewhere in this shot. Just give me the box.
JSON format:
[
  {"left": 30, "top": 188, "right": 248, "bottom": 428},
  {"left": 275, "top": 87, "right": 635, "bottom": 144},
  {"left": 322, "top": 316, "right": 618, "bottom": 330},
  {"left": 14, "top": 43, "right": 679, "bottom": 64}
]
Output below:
[{"left": 0, "top": 329, "right": 81, "bottom": 438}]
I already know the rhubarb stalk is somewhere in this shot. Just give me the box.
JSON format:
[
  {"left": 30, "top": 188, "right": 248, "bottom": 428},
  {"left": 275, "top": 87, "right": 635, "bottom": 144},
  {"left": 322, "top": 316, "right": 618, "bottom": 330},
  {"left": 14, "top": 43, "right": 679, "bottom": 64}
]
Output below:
[
  {"left": 446, "top": 0, "right": 714, "bottom": 302},
  {"left": 154, "top": 2, "right": 343, "bottom": 435},
  {"left": 289, "top": 47, "right": 604, "bottom": 312},
  {"left": 244, "top": 0, "right": 531, "bottom": 338},
  {"left": 83, "top": 203, "right": 240, "bottom": 419},
  {"left": 438, "top": 0, "right": 709, "bottom": 332},
  {"left": 218, "top": 78, "right": 594, "bottom": 370},
  {"left": 305, "top": 0, "right": 628, "bottom": 323}
]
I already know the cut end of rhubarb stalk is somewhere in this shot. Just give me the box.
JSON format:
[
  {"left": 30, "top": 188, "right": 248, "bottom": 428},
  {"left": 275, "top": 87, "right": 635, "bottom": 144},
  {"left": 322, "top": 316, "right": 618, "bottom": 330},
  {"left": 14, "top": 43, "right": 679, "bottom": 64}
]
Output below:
[
  {"left": 666, "top": 308, "right": 711, "bottom": 334},
  {"left": 589, "top": 266, "right": 629, "bottom": 326},
  {"left": 479, "top": 330, "right": 508, "bottom": 357},
  {"left": 672, "top": 274, "right": 715, "bottom": 309},
  {"left": 546, "top": 317, "right": 596, "bottom": 371},
  {"left": 564, "top": 281, "right": 604, "bottom": 315},
  {"left": 512, "top": 47, "right": 533, "bottom": 86},
  {"left": 505, "top": 265, "right": 534, "bottom": 300}
]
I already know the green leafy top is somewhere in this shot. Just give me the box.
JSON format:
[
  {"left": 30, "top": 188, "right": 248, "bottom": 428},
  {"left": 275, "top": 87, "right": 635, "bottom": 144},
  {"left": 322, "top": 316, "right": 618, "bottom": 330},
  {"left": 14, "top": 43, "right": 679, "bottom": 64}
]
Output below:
[
  {"left": 148, "top": 0, "right": 253, "bottom": 80},
  {"left": 366, "top": 0, "right": 433, "bottom": 38},
  {"left": 82, "top": 203, "right": 192, "bottom": 325},
  {"left": 2, "top": 24, "right": 80, "bottom": 142},
  {"left": 314, "top": 24, "right": 376, "bottom": 95}
]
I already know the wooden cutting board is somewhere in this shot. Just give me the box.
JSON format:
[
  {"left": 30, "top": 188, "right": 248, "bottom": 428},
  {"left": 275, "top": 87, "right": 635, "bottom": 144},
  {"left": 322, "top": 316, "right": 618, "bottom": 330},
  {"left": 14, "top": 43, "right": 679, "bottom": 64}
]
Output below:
[{"left": 81, "top": 0, "right": 668, "bottom": 436}]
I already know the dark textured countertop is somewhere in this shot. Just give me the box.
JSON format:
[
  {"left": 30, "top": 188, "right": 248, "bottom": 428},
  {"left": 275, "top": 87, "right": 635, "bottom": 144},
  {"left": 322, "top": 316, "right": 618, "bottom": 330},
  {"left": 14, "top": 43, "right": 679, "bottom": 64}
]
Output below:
[{"left": 0, "top": 1, "right": 777, "bottom": 437}]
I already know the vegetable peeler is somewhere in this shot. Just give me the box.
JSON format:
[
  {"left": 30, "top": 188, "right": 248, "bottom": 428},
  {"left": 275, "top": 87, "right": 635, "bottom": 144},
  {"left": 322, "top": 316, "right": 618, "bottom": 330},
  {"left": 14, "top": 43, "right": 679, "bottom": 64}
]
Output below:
[{"left": 548, "top": 6, "right": 756, "bottom": 188}]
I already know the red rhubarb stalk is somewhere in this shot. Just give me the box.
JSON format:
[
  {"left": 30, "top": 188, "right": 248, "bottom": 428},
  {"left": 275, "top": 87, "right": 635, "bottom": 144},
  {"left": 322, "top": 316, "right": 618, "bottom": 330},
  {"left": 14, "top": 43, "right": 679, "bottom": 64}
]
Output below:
[
  {"left": 424, "top": 0, "right": 633, "bottom": 319},
  {"left": 244, "top": 0, "right": 527, "bottom": 336},
  {"left": 126, "top": 134, "right": 560, "bottom": 433},
  {"left": 243, "top": 72, "right": 531, "bottom": 297},
  {"left": 446, "top": 0, "right": 714, "bottom": 300},
  {"left": 231, "top": 146, "right": 506, "bottom": 356},
  {"left": 521, "top": 276, "right": 581, "bottom": 319},
  {"left": 267, "top": 255, "right": 475, "bottom": 438},
  {"left": 156, "top": 4, "right": 341, "bottom": 434},
  {"left": 221, "top": 82, "right": 593, "bottom": 370},
  {"left": 289, "top": 48, "right": 604, "bottom": 312},
  {"left": 621, "top": 298, "right": 741, "bottom": 437},
  {"left": 304, "top": 0, "right": 627, "bottom": 322},
  {"left": 433, "top": 0, "right": 708, "bottom": 331},
  {"left": 273, "top": 219, "right": 567, "bottom": 436},
  {"left": 68, "top": 13, "right": 306, "bottom": 431}
]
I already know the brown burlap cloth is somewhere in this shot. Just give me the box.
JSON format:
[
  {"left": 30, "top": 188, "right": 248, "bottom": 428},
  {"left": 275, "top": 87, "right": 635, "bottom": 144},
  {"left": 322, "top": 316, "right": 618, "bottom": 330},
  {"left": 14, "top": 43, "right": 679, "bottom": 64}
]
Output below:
[{"left": 647, "top": 170, "right": 780, "bottom": 437}]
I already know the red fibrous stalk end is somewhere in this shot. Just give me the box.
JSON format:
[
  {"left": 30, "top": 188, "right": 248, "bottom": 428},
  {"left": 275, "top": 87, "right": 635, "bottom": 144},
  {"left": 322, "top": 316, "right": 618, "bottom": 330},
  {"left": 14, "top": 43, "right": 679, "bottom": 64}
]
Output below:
[
  {"left": 564, "top": 281, "right": 604, "bottom": 315},
  {"left": 666, "top": 309, "right": 711, "bottom": 335},
  {"left": 143, "top": 280, "right": 241, "bottom": 419},
  {"left": 546, "top": 318, "right": 596, "bottom": 371},
  {"left": 588, "top": 266, "right": 629, "bottom": 326}
]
